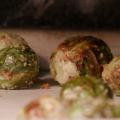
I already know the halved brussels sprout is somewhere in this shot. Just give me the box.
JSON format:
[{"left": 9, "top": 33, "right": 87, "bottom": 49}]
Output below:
[
  {"left": 0, "top": 33, "right": 39, "bottom": 89},
  {"left": 50, "top": 36, "right": 113, "bottom": 84},
  {"left": 102, "top": 56, "right": 120, "bottom": 96}
]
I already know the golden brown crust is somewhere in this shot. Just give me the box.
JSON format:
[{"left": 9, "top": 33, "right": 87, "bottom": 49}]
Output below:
[
  {"left": 50, "top": 35, "right": 113, "bottom": 84},
  {"left": 58, "top": 36, "right": 112, "bottom": 64},
  {"left": 102, "top": 56, "right": 120, "bottom": 95},
  {"left": 58, "top": 36, "right": 83, "bottom": 51}
]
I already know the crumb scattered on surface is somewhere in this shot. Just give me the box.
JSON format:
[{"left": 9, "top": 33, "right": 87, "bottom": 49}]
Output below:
[{"left": 40, "top": 83, "right": 50, "bottom": 89}]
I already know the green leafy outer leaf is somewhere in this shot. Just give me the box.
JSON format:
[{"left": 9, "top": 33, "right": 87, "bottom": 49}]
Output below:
[{"left": 0, "top": 33, "right": 39, "bottom": 89}]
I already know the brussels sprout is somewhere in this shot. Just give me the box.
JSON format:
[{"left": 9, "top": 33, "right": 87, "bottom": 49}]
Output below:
[
  {"left": 50, "top": 36, "right": 113, "bottom": 84},
  {"left": 61, "top": 76, "right": 113, "bottom": 101},
  {"left": 102, "top": 56, "right": 120, "bottom": 96},
  {"left": 18, "top": 96, "right": 67, "bottom": 120},
  {"left": 0, "top": 33, "right": 39, "bottom": 89},
  {"left": 18, "top": 90, "right": 119, "bottom": 120}
]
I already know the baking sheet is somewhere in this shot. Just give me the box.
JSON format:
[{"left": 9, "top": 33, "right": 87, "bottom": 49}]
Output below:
[{"left": 0, "top": 29, "right": 120, "bottom": 120}]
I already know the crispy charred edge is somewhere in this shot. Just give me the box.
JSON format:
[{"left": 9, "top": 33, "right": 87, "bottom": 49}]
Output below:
[
  {"left": 86, "top": 36, "right": 113, "bottom": 64},
  {"left": 58, "top": 36, "right": 86, "bottom": 51},
  {"left": 58, "top": 36, "right": 112, "bottom": 61},
  {"left": 57, "top": 36, "right": 101, "bottom": 51}
]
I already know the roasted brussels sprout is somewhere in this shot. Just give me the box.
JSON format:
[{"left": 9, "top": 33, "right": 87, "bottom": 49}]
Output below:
[
  {"left": 61, "top": 76, "right": 113, "bottom": 101},
  {"left": 50, "top": 36, "right": 113, "bottom": 84},
  {"left": 102, "top": 56, "right": 120, "bottom": 95},
  {"left": 18, "top": 96, "right": 67, "bottom": 120},
  {"left": 18, "top": 94, "right": 120, "bottom": 120},
  {"left": 61, "top": 76, "right": 119, "bottom": 119},
  {"left": 0, "top": 33, "right": 38, "bottom": 89}
]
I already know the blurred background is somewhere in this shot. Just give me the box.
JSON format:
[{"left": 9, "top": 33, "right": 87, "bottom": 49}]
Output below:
[{"left": 0, "top": 0, "right": 120, "bottom": 29}]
